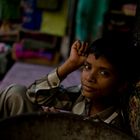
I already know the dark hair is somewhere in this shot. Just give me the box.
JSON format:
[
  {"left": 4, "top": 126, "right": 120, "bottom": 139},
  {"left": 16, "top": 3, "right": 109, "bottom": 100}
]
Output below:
[{"left": 88, "top": 36, "right": 140, "bottom": 83}]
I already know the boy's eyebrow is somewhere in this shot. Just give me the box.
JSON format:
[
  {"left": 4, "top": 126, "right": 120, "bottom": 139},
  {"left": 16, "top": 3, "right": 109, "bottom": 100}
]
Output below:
[
  {"left": 99, "top": 67, "right": 110, "bottom": 71},
  {"left": 86, "top": 61, "right": 111, "bottom": 69}
]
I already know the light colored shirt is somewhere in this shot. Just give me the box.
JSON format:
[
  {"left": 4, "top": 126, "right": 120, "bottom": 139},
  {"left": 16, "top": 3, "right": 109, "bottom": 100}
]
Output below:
[{"left": 26, "top": 68, "right": 124, "bottom": 127}]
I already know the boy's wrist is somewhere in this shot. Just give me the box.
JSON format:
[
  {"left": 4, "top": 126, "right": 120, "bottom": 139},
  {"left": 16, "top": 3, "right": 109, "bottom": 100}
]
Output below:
[{"left": 57, "top": 59, "right": 78, "bottom": 80}]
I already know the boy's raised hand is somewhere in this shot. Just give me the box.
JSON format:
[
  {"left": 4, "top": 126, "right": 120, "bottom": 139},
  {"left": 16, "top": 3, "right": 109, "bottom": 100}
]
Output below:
[
  {"left": 57, "top": 40, "right": 88, "bottom": 79},
  {"left": 68, "top": 40, "right": 89, "bottom": 68}
]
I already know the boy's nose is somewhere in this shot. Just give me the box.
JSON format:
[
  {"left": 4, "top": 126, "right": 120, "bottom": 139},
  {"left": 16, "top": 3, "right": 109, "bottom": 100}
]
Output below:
[{"left": 87, "top": 71, "right": 97, "bottom": 83}]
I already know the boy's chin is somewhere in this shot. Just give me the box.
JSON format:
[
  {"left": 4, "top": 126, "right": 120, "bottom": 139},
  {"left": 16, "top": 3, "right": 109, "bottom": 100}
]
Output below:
[{"left": 82, "top": 91, "right": 96, "bottom": 99}]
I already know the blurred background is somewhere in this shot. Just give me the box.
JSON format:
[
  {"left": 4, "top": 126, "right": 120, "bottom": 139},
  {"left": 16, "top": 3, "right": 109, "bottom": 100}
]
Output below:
[{"left": 0, "top": 0, "right": 137, "bottom": 86}]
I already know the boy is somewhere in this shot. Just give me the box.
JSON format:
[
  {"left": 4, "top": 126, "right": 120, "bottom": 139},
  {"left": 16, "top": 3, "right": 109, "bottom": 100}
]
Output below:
[{"left": 0, "top": 36, "right": 139, "bottom": 134}]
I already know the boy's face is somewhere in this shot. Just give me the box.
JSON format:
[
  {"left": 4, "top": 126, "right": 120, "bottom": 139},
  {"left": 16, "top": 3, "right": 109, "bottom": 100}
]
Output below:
[{"left": 81, "top": 54, "right": 124, "bottom": 101}]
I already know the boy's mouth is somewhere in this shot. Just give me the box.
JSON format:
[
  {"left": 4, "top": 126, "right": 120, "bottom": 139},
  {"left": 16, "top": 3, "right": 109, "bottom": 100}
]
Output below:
[{"left": 82, "top": 84, "right": 97, "bottom": 93}]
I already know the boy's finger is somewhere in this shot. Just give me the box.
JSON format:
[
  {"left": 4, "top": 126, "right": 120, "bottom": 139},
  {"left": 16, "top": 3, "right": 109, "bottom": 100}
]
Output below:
[
  {"left": 72, "top": 40, "right": 81, "bottom": 50},
  {"left": 42, "top": 106, "right": 49, "bottom": 112},
  {"left": 50, "top": 107, "right": 58, "bottom": 112},
  {"left": 78, "top": 42, "right": 89, "bottom": 56},
  {"left": 82, "top": 42, "right": 89, "bottom": 53}
]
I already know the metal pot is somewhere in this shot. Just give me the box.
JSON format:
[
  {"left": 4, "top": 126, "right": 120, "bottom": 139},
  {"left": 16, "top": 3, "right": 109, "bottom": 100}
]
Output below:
[{"left": 0, "top": 112, "right": 135, "bottom": 140}]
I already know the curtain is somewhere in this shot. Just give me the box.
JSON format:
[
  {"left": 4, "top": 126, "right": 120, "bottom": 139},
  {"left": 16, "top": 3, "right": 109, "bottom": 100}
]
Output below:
[{"left": 75, "top": 0, "right": 110, "bottom": 42}]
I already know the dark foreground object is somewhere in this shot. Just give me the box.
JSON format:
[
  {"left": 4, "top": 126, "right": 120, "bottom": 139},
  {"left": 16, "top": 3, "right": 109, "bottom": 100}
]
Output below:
[{"left": 0, "top": 112, "right": 135, "bottom": 140}]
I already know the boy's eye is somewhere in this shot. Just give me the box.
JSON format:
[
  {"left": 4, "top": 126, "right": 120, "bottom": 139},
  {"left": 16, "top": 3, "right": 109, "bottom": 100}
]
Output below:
[
  {"left": 99, "top": 70, "right": 110, "bottom": 77},
  {"left": 83, "top": 63, "right": 91, "bottom": 70}
]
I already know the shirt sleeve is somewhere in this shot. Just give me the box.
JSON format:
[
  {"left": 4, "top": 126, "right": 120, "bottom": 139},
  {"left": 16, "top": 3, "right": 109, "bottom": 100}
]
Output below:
[{"left": 26, "top": 68, "right": 61, "bottom": 104}]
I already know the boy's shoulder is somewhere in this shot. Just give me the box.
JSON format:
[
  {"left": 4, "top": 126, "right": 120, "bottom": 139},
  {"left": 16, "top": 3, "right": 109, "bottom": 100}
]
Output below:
[{"left": 128, "top": 81, "right": 140, "bottom": 139}]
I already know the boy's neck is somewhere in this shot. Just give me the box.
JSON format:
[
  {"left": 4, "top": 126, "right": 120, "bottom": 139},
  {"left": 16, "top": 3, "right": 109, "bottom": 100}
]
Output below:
[{"left": 89, "top": 98, "right": 115, "bottom": 116}]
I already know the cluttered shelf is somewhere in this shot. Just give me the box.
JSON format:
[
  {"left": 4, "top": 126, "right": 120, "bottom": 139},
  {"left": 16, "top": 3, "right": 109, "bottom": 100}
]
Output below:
[
  {"left": 0, "top": 27, "right": 63, "bottom": 83},
  {"left": 0, "top": 30, "right": 65, "bottom": 78},
  {"left": 11, "top": 28, "right": 62, "bottom": 66},
  {"left": 0, "top": 0, "right": 70, "bottom": 67}
]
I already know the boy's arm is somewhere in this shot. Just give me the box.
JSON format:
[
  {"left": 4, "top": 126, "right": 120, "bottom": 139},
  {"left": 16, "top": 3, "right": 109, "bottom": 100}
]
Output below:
[
  {"left": 26, "top": 40, "right": 88, "bottom": 104},
  {"left": 57, "top": 40, "right": 88, "bottom": 80}
]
